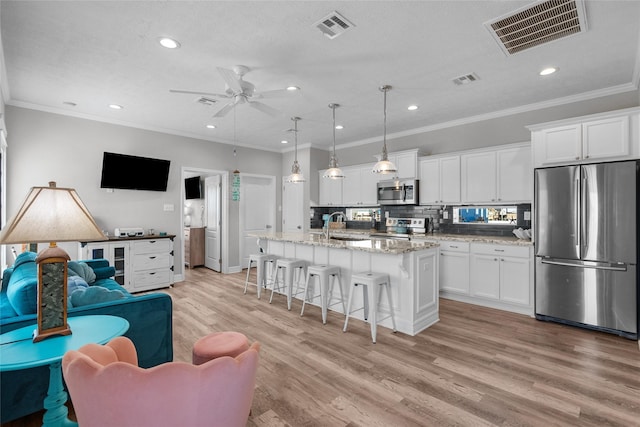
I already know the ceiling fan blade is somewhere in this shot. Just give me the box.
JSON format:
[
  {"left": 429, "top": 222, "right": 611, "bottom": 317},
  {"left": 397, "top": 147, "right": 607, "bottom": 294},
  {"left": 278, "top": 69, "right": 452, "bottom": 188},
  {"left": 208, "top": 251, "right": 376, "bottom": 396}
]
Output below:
[
  {"left": 248, "top": 101, "right": 281, "bottom": 117},
  {"left": 255, "top": 88, "right": 297, "bottom": 99},
  {"left": 216, "top": 67, "right": 243, "bottom": 93},
  {"left": 169, "top": 89, "right": 229, "bottom": 98},
  {"left": 212, "top": 101, "right": 237, "bottom": 118}
]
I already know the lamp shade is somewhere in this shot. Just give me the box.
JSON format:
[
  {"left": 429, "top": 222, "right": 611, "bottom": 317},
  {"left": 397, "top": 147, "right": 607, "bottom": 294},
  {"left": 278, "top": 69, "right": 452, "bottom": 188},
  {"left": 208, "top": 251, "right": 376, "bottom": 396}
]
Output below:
[
  {"left": 372, "top": 158, "right": 398, "bottom": 174},
  {"left": 0, "top": 182, "right": 107, "bottom": 244}
]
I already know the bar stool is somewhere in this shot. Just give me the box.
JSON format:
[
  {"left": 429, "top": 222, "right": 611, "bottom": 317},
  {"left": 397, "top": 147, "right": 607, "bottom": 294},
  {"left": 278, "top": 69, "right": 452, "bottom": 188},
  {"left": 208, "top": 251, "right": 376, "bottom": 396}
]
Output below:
[
  {"left": 343, "top": 272, "right": 397, "bottom": 343},
  {"left": 300, "top": 265, "right": 346, "bottom": 324},
  {"left": 269, "top": 258, "right": 308, "bottom": 310},
  {"left": 244, "top": 253, "right": 278, "bottom": 299}
]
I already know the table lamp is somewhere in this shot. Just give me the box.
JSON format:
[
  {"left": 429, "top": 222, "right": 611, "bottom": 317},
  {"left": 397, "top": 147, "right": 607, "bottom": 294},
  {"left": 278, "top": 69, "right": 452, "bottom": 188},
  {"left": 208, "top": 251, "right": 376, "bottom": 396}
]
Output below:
[{"left": 0, "top": 182, "right": 107, "bottom": 342}]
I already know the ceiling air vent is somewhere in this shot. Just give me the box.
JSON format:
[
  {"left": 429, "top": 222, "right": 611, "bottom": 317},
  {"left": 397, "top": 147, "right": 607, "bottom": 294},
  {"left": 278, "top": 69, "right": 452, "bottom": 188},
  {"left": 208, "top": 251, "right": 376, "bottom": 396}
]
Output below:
[
  {"left": 485, "top": 0, "right": 587, "bottom": 56},
  {"left": 452, "top": 73, "right": 480, "bottom": 86},
  {"left": 196, "top": 97, "right": 218, "bottom": 107},
  {"left": 314, "top": 11, "right": 355, "bottom": 39}
]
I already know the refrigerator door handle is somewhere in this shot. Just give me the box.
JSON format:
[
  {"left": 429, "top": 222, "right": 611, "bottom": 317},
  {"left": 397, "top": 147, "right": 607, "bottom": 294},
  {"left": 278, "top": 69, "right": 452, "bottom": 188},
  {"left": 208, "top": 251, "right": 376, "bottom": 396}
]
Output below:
[
  {"left": 581, "top": 170, "right": 588, "bottom": 254},
  {"left": 540, "top": 258, "right": 628, "bottom": 272},
  {"left": 575, "top": 175, "right": 581, "bottom": 251}
]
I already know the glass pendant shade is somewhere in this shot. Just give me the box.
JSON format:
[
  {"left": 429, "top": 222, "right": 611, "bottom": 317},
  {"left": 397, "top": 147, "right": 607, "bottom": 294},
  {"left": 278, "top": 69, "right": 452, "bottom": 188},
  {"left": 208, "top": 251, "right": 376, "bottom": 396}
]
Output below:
[
  {"left": 323, "top": 103, "right": 344, "bottom": 179},
  {"left": 372, "top": 85, "right": 397, "bottom": 174},
  {"left": 286, "top": 117, "right": 305, "bottom": 183}
]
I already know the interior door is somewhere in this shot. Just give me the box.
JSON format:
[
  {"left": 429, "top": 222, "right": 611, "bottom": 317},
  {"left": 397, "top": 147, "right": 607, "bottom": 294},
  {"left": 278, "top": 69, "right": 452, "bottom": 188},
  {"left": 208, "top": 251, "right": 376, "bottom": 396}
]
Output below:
[
  {"left": 282, "top": 179, "right": 304, "bottom": 232},
  {"left": 205, "top": 175, "right": 221, "bottom": 271},
  {"left": 240, "top": 175, "right": 276, "bottom": 267}
]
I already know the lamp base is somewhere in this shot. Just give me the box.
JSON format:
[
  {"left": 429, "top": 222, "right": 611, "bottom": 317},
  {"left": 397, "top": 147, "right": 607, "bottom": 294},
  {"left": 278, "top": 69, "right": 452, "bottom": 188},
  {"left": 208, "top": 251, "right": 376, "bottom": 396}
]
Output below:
[{"left": 34, "top": 244, "right": 72, "bottom": 343}]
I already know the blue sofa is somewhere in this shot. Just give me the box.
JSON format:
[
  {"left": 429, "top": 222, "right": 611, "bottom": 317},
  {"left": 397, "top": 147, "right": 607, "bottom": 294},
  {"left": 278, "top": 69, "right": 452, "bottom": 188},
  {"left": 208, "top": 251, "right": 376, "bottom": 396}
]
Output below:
[{"left": 1, "top": 252, "right": 173, "bottom": 423}]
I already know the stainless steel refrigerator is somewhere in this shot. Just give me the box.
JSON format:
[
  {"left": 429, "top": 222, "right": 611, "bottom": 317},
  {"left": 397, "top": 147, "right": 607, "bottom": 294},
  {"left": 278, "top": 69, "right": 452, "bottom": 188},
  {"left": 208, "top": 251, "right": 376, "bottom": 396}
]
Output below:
[{"left": 535, "top": 160, "right": 638, "bottom": 339}]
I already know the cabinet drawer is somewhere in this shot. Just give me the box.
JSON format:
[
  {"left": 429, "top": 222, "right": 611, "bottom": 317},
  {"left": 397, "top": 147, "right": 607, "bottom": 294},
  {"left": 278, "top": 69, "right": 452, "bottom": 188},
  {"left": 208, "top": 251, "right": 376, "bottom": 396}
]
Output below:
[
  {"left": 471, "top": 243, "right": 530, "bottom": 258},
  {"left": 133, "top": 253, "right": 172, "bottom": 271},
  {"left": 439, "top": 240, "right": 469, "bottom": 252},
  {"left": 133, "top": 269, "right": 172, "bottom": 288},
  {"left": 133, "top": 239, "right": 172, "bottom": 254}
]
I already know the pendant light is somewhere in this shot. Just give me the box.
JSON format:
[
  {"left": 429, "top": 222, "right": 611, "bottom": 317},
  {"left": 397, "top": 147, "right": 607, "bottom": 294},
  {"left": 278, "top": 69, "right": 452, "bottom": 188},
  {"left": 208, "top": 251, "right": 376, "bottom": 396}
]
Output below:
[
  {"left": 323, "top": 103, "right": 344, "bottom": 179},
  {"left": 286, "top": 117, "right": 305, "bottom": 183},
  {"left": 372, "top": 85, "right": 398, "bottom": 174}
]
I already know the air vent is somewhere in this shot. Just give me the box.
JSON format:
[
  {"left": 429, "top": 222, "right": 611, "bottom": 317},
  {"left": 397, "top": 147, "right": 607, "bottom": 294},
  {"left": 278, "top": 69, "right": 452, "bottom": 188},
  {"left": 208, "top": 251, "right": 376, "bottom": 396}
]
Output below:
[
  {"left": 196, "top": 97, "right": 218, "bottom": 107},
  {"left": 485, "top": 0, "right": 587, "bottom": 56},
  {"left": 314, "top": 11, "right": 355, "bottom": 39},
  {"left": 452, "top": 73, "right": 480, "bottom": 86}
]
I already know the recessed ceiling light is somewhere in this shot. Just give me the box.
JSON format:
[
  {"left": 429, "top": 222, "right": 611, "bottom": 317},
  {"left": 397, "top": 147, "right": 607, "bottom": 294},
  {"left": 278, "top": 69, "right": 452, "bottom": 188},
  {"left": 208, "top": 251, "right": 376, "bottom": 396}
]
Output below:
[
  {"left": 286, "top": 86, "right": 300, "bottom": 91},
  {"left": 539, "top": 67, "right": 557, "bottom": 76},
  {"left": 281, "top": 140, "right": 289, "bottom": 144},
  {"left": 335, "top": 125, "right": 344, "bottom": 130},
  {"left": 108, "top": 104, "right": 123, "bottom": 110},
  {"left": 159, "top": 37, "right": 180, "bottom": 49},
  {"left": 206, "top": 124, "right": 216, "bottom": 129},
  {"left": 407, "top": 105, "right": 419, "bottom": 111}
]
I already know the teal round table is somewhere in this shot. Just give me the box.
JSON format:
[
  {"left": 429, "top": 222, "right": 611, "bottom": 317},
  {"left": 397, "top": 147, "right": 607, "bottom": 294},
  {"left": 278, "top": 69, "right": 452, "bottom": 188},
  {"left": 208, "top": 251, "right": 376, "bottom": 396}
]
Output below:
[{"left": 0, "top": 315, "right": 130, "bottom": 427}]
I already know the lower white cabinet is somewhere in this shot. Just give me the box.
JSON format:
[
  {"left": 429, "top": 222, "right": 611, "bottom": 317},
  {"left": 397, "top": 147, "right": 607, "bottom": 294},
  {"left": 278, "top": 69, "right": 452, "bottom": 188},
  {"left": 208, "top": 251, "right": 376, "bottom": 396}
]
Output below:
[
  {"left": 469, "top": 243, "right": 531, "bottom": 309},
  {"left": 439, "top": 241, "right": 469, "bottom": 295},
  {"left": 83, "top": 236, "right": 175, "bottom": 292},
  {"left": 435, "top": 239, "right": 533, "bottom": 316}
]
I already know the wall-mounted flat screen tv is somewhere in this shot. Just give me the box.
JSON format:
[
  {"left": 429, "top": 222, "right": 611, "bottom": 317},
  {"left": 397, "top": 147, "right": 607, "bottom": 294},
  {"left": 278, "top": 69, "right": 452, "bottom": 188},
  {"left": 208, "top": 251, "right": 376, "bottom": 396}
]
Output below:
[
  {"left": 185, "top": 176, "right": 202, "bottom": 199},
  {"left": 100, "top": 152, "right": 171, "bottom": 191}
]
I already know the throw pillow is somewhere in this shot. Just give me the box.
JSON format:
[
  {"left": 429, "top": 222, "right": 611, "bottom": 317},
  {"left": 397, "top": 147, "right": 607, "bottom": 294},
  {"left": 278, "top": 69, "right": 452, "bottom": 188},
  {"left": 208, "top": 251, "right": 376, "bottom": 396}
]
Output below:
[
  {"left": 68, "top": 261, "right": 97, "bottom": 284},
  {"left": 69, "top": 286, "right": 126, "bottom": 308}
]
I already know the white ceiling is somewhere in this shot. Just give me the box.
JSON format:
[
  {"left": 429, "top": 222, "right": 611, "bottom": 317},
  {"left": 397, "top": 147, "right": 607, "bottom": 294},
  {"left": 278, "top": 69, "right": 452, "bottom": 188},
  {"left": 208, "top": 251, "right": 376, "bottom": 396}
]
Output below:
[{"left": 2, "top": 1, "right": 639, "bottom": 153}]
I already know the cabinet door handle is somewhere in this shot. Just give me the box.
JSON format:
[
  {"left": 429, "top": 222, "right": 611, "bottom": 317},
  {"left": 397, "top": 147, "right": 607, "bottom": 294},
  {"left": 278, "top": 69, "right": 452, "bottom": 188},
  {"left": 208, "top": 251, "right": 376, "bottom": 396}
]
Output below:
[
  {"left": 494, "top": 258, "right": 498, "bottom": 261},
  {"left": 494, "top": 249, "right": 505, "bottom": 252},
  {"left": 450, "top": 245, "right": 458, "bottom": 248},
  {"left": 149, "top": 256, "right": 156, "bottom": 259}
]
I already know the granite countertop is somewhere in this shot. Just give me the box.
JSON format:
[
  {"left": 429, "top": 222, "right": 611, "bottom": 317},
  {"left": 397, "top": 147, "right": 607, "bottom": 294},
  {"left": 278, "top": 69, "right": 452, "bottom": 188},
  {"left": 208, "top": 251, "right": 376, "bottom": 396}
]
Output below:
[
  {"left": 307, "top": 228, "right": 533, "bottom": 246},
  {"left": 251, "top": 232, "right": 439, "bottom": 254}
]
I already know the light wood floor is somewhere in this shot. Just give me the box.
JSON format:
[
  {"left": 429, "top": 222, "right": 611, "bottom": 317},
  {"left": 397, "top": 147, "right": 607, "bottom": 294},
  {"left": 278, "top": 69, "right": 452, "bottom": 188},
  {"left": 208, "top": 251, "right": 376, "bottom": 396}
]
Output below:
[{"left": 5, "top": 267, "right": 639, "bottom": 426}]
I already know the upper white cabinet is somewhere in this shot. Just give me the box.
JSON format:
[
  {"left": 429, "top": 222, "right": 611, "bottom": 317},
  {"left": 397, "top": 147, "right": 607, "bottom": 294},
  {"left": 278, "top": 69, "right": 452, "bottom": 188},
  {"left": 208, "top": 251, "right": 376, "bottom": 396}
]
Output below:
[
  {"left": 461, "top": 151, "right": 497, "bottom": 203},
  {"left": 318, "top": 170, "right": 343, "bottom": 206},
  {"left": 419, "top": 156, "right": 460, "bottom": 204},
  {"left": 342, "top": 166, "right": 379, "bottom": 206},
  {"left": 461, "top": 143, "right": 531, "bottom": 204},
  {"left": 497, "top": 145, "right": 532, "bottom": 202},
  {"left": 529, "top": 107, "right": 640, "bottom": 167},
  {"left": 386, "top": 149, "right": 419, "bottom": 178}
]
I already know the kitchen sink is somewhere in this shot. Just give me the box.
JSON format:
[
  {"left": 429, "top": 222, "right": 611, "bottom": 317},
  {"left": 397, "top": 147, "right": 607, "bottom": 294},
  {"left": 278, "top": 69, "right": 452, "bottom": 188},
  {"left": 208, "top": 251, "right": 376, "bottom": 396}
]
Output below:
[{"left": 329, "top": 236, "right": 371, "bottom": 242}]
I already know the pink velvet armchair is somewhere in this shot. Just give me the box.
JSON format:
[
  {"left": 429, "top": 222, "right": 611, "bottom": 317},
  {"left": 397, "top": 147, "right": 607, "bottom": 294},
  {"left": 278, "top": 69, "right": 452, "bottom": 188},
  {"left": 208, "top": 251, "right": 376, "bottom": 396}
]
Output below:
[{"left": 62, "top": 336, "right": 260, "bottom": 427}]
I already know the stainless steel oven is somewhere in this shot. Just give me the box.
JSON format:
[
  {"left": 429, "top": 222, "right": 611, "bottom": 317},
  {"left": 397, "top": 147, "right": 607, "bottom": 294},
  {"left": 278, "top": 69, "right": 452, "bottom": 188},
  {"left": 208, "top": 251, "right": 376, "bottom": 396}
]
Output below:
[{"left": 376, "top": 179, "right": 419, "bottom": 205}]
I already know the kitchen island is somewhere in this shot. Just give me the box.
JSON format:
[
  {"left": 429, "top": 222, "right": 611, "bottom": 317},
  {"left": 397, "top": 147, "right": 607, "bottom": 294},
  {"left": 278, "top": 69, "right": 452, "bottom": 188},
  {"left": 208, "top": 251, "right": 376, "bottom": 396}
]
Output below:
[{"left": 251, "top": 232, "right": 440, "bottom": 336}]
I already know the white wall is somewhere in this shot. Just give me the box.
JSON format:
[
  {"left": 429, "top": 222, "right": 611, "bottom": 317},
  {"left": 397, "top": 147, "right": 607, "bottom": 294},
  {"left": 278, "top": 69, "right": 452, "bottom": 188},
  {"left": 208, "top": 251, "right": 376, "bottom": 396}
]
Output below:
[{"left": 5, "top": 106, "right": 283, "bottom": 276}]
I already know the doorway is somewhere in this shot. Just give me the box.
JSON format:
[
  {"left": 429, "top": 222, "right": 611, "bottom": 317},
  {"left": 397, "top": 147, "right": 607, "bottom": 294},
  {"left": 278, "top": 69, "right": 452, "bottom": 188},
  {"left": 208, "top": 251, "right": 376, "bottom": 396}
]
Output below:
[
  {"left": 181, "top": 167, "right": 228, "bottom": 277},
  {"left": 239, "top": 174, "right": 277, "bottom": 268}
]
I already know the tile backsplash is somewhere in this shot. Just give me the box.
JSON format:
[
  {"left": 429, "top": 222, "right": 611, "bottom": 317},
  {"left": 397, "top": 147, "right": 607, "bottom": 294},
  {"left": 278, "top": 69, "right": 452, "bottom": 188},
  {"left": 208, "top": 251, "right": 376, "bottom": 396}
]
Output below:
[{"left": 311, "top": 203, "right": 532, "bottom": 237}]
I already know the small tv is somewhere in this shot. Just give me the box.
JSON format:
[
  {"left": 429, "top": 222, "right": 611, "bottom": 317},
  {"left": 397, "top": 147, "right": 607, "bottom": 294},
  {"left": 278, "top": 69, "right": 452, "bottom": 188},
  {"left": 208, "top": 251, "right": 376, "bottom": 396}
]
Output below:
[
  {"left": 100, "top": 152, "right": 170, "bottom": 192},
  {"left": 185, "top": 176, "right": 202, "bottom": 199}
]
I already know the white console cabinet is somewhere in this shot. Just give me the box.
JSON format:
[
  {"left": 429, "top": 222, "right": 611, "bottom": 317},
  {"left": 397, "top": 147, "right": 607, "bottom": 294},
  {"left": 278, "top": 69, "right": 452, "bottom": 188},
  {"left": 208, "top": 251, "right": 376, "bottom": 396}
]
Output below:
[{"left": 82, "top": 235, "right": 175, "bottom": 293}]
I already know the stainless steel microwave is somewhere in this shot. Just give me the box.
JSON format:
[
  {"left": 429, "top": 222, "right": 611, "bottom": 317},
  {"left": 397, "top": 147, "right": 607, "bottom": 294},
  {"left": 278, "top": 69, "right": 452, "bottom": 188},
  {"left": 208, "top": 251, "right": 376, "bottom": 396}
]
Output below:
[{"left": 376, "top": 179, "right": 419, "bottom": 205}]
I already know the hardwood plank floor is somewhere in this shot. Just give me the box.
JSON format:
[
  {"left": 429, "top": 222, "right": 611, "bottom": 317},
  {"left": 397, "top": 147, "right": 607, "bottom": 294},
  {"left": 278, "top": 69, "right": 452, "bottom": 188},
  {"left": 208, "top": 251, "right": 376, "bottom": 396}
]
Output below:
[{"left": 4, "top": 267, "right": 639, "bottom": 426}]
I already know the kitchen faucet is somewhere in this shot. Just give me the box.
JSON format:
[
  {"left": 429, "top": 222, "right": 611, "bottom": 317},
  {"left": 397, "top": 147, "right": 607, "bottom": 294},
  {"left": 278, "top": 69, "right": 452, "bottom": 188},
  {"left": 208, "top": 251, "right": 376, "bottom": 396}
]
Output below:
[{"left": 324, "top": 211, "right": 347, "bottom": 239}]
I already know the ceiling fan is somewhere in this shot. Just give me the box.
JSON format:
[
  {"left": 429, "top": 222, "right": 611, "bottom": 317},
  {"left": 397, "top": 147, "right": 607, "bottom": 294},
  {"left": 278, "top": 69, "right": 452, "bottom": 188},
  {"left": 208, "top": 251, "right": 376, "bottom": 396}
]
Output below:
[{"left": 170, "top": 65, "right": 293, "bottom": 118}]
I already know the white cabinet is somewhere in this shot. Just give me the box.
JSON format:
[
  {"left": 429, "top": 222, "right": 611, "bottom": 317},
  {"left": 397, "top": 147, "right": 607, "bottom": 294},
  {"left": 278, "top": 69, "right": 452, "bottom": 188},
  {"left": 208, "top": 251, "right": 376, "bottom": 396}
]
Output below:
[
  {"left": 469, "top": 243, "right": 531, "bottom": 307},
  {"left": 386, "top": 149, "right": 419, "bottom": 178},
  {"left": 318, "top": 170, "right": 343, "bottom": 206},
  {"left": 530, "top": 109, "right": 640, "bottom": 167},
  {"left": 461, "top": 144, "right": 532, "bottom": 204},
  {"left": 130, "top": 239, "right": 174, "bottom": 292},
  {"left": 342, "top": 165, "right": 380, "bottom": 206},
  {"left": 419, "top": 156, "right": 460, "bottom": 204},
  {"left": 438, "top": 241, "right": 469, "bottom": 295},
  {"left": 83, "top": 236, "right": 175, "bottom": 293},
  {"left": 83, "top": 241, "right": 130, "bottom": 290},
  {"left": 496, "top": 145, "right": 532, "bottom": 202},
  {"left": 461, "top": 151, "right": 497, "bottom": 203}
]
